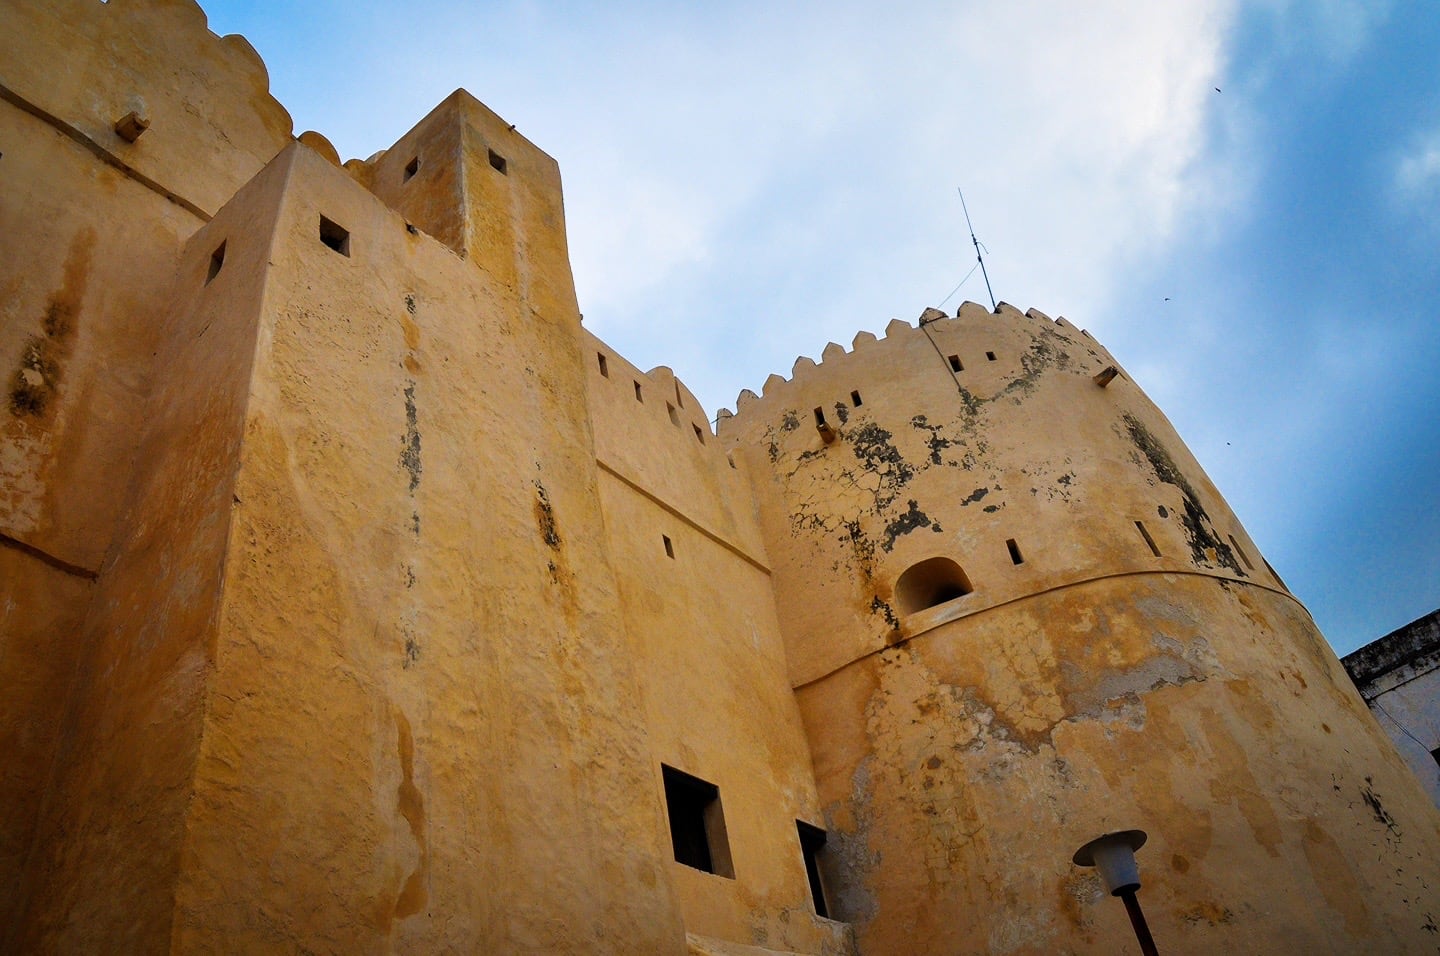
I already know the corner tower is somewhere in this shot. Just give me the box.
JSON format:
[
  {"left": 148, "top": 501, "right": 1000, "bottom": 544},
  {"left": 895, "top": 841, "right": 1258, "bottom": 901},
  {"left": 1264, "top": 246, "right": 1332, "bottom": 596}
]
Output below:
[{"left": 718, "top": 302, "right": 1440, "bottom": 953}]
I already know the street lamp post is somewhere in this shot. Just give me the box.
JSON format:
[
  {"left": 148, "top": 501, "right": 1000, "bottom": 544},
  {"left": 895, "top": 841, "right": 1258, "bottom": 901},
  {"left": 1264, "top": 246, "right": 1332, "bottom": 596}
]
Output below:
[{"left": 1073, "top": 829, "right": 1158, "bottom": 956}]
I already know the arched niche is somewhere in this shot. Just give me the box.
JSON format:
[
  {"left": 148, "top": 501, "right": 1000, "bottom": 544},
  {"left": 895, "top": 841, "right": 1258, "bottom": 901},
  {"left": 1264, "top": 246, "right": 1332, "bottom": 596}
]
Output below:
[{"left": 894, "top": 557, "right": 973, "bottom": 615}]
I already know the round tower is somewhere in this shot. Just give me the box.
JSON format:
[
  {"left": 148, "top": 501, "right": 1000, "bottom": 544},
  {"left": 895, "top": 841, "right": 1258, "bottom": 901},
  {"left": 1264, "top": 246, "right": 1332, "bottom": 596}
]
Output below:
[{"left": 717, "top": 302, "right": 1440, "bottom": 954}]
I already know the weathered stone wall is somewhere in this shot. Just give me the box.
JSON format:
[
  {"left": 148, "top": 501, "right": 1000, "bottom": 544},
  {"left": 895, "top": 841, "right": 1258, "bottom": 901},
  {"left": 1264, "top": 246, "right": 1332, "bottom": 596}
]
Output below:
[
  {"left": 585, "top": 336, "right": 854, "bottom": 954},
  {"left": 719, "top": 304, "right": 1440, "bottom": 953},
  {"left": 2, "top": 5, "right": 291, "bottom": 931},
  {"left": 1345, "top": 611, "right": 1440, "bottom": 806},
  {"left": 14, "top": 150, "right": 290, "bottom": 952},
  {"left": 164, "top": 135, "right": 688, "bottom": 951}
]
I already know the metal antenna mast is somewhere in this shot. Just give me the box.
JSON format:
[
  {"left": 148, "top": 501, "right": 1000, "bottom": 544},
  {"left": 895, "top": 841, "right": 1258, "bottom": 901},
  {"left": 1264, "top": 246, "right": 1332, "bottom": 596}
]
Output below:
[{"left": 957, "top": 188, "right": 996, "bottom": 311}]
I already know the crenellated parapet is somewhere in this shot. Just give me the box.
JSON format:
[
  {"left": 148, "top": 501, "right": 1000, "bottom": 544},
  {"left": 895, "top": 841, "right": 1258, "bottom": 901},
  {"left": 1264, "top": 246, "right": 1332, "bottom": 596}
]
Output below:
[
  {"left": 0, "top": 0, "right": 294, "bottom": 217},
  {"left": 719, "top": 301, "right": 1278, "bottom": 687}
]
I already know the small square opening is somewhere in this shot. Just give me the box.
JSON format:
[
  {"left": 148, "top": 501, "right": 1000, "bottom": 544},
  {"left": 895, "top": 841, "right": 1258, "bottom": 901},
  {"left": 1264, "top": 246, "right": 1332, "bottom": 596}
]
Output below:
[
  {"left": 634, "top": 381, "right": 644, "bottom": 403},
  {"left": 597, "top": 353, "right": 609, "bottom": 377},
  {"left": 948, "top": 354, "right": 963, "bottom": 372},
  {"left": 986, "top": 351, "right": 997, "bottom": 361},
  {"left": 404, "top": 157, "right": 419, "bottom": 181},
  {"left": 813, "top": 407, "right": 827, "bottom": 426},
  {"left": 662, "top": 535, "right": 674, "bottom": 559},
  {"left": 693, "top": 423, "right": 705, "bottom": 444},
  {"left": 488, "top": 148, "right": 507, "bottom": 174},
  {"left": 1006, "top": 538, "right": 1024, "bottom": 565},
  {"left": 667, "top": 402, "right": 680, "bottom": 426},
  {"left": 850, "top": 390, "right": 863, "bottom": 407},
  {"left": 206, "top": 240, "right": 226, "bottom": 284},
  {"left": 661, "top": 765, "right": 733, "bottom": 878},
  {"left": 319, "top": 215, "right": 350, "bottom": 257}
]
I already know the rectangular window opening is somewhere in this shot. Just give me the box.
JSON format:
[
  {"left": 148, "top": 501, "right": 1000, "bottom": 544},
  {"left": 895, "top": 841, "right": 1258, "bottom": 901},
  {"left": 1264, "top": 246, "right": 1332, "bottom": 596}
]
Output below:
[
  {"left": 661, "top": 765, "right": 732, "bottom": 877},
  {"left": 948, "top": 354, "right": 963, "bottom": 372},
  {"left": 693, "top": 423, "right": 705, "bottom": 444},
  {"left": 1006, "top": 538, "right": 1024, "bottom": 565},
  {"left": 674, "top": 381, "right": 684, "bottom": 408},
  {"left": 1227, "top": 534, "right": 1256, "bottom": 571},
  {"left": 634, "top": 381, "right": 644, "bottom": 403},
  {"left": 319, "top": 215, "right": 350, "bottom": 257},
  {"left": 986, "top": 350, "right": 997, "bottom": 361},
  {"left": 662, "top": 535, "right": 674, "bottom": 559},
  {"left": 597, "top": 353, "right": 609, "bottom": 377},
  {"left": 814, "top": 407, "right": 827, "bottom": 426},
  {"left": 404, "top": 157, "right": 419, "bottom": 181},
  {"left": 850, "top": 390, "right": 863, "bottom": 407},
  {"left": 667, "top": 402, "right": 680, "bottom": 426},
  {"left": 206, "top": 240, "right": 226, "bottom": 284},
  {"left": 488, "top": 148, "right": 507, "bottom": 174},
  {"left": 797, "top": 821, "right": 830, "bottom": 918},
  {"left": 1135, "top": 520, "right": 1162, "bottom": 557}
]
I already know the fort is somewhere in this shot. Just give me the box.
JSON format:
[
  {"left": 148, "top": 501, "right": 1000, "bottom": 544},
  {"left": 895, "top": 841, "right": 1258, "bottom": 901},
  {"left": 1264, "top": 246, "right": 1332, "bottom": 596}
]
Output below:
[{"left": 3, "top": 1, "right": 1439, "bottom": 953}]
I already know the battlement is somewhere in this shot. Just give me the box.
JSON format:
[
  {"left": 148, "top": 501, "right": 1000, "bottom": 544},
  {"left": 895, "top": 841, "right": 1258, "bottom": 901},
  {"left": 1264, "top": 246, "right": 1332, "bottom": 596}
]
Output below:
[{"left": 715, "top": 299, "right": 1113, "bottom": 438}]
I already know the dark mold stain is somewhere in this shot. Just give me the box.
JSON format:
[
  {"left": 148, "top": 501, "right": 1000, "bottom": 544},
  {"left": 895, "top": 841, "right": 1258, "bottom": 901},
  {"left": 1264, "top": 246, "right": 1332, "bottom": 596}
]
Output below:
[
  {"left": 881, "top": 499, "right": 933, "bottom": 552},
  {"left": 834, "top": 401, "right": 849, "bottom": 425},
  {"left": 780, "top": 409, "right": 800, "bottom": 432},
  {"left": 404, "top": 293, "right": 416, "bottom": 315},
  {"left": 1361, "top": 777, "right": 1400, "bottom": 836},
  {"left": 403, "top": 636, "right": 421, "bottom": 669},
  {"left": 9, "top": 228, "right": 93, "bottom": 419},
  {"left": 1158, "top": 504, "right": 1169, "bottom": 518},
  {"left": 533, "top": 480, "right": 561, "bottom": 549},
  {"left": 400, "top": 384, "right": 422, "bottom": 493},
  {"left": 982, "top": 504, "right": 1000, "bottom": 514},
  {"left": 911, "top": 414, "right": 957, "bottom": 465},
  {"left": 1123, "top": 413, "right": 1244, "bottom": 575},
  {"left": 961, "top": 487, "right": 989, "bottom": 505}
]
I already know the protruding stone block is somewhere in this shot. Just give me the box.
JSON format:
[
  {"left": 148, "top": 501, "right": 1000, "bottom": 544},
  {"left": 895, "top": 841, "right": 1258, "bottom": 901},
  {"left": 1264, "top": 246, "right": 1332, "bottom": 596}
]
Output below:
[
  {"left": 114, "top": 110, "right": 150, "bottom": 142},
  {"left": 919, "top": 307, "right": 948, "bottom": 325}
]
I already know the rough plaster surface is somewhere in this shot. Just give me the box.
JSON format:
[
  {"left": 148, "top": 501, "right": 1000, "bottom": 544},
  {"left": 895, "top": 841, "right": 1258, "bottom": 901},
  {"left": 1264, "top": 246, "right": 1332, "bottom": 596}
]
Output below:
[{"left": 4, "top": 2, "right": 1439, "bottom": 953}]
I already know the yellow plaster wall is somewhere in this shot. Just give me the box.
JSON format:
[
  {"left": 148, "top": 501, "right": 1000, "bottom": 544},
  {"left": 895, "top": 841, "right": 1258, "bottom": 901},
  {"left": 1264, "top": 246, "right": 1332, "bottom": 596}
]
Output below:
[
  {"left": 585, "top": 338, "right": 853, "bottom": 954},
  {"left": 13, "top": 150, "right": 290, "bottom": 952},
  {"left": 720, "top": 304, "right": 1440, "bottom": 953},
  {"left": 0, "top": 0, "right": 293, "bottom": 217},
  {"left": 168, "top": 142, "right": 685, "bottom": 952}
]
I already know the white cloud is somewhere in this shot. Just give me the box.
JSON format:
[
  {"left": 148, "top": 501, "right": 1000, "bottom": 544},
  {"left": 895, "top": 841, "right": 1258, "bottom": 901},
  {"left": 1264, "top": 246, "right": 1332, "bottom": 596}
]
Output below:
[{"left": 1394, "top": 128, "right": 1440, "bottom": 204}]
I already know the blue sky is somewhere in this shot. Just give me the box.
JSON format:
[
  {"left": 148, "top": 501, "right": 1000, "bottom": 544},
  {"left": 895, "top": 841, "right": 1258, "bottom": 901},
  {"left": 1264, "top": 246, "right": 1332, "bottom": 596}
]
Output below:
[{"left": 201, "top": 0, "right": 1439, "bottom": 656}]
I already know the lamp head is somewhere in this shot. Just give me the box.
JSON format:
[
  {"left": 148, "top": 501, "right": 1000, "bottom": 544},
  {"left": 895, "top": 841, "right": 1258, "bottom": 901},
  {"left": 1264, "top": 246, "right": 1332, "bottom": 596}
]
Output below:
[{"left": 1072, "top": 829, "right": 1148, "bottom": 896}]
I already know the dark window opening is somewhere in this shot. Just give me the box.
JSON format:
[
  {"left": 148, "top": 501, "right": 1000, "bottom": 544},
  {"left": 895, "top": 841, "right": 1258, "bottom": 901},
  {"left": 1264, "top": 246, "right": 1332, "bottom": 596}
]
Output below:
[
  {"left": 1006, "top": 538, "right": 1024, "bottom": 565},
  {"left": 674, "top": 381, "right": 684, "bottom": 408},
  {"left": 206, "top": 241, "right": 226, "bottom": 284},
  {"left": 667, "top": 402, "right": 680, "bottom": 426},
  {"left": 597, "top": 353, "right": 609, "bottom": 377},
  {"left": 404, "top": 157, "right": 419, "bottom": 181},
  {"left": 814, "top": 407, "right": 827, "bottom": 426},
  {"left": 895, "top": 557, "right": 973, "bottom": 615},
  {"left": 986, "top": 350, "right": 997, "bottom": 361},
  {"left": 662, "top": 535, "right": 674, "bottom": 558},
  {"left": 693, "top": 423, "right": 705, "bottom": 444},
  {"left": 850, "top": 390, "right": 863, "bottom": 407},
  {"left": 319, "top": 215, "right": 350, "bottom": 257},
  {"left": 797, "top": 821, "right": 830, "bottom": 918},
  {"left": 1135, "top": 520, "right": 1162, "bottom": 557},
  {"left": 634, "top": 381, "right": 643, "bottom": 402},
  {"left": 488, "top": 148, "right": 507, "bottom": 174},
  {"left": 661, "top": 765, "right": 733, "bottom": 877},
  {"left": 1228, "top": 534, "right": 1256, "bottom": 571},
  {"left": 948, "top": 354, "right": 963, "bottom": 372}
]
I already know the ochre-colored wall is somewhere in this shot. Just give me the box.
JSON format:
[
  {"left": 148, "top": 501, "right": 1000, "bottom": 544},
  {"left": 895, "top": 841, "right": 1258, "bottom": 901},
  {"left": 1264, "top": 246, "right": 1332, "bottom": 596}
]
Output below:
[
  {"left": 585, "top": 338, "right": 853, "bottom": 954},
  {"left": 718, "top": 304, "right": 1440, "bottom": 953}
]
